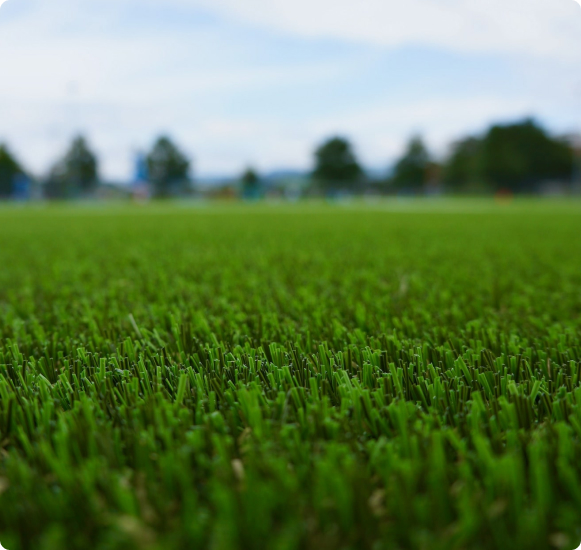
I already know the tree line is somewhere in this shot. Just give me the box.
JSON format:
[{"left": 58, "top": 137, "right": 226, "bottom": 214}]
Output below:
[
  {"left": 312, "top": 119, "right": 576, "bottom": 195},
  {"left": 0, "top": 118, "right": 577, "bottom": 200},
  {"left": 0, "top": 136, "right": 192, "bottom": 200}
]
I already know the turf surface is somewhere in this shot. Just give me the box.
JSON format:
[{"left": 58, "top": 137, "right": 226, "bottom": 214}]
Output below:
[{"left": 0, "top": 200, "right": 580, "bottom": 549}]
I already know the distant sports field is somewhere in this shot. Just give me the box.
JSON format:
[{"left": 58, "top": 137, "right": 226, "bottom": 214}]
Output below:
[{"left": 0, "top": 199, "right": 580, "bottom": 550}]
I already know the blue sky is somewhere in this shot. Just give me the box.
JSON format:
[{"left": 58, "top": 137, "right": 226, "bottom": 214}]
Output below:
[{"left": 0, "top": 0, "right": 580, "bottom": 180}]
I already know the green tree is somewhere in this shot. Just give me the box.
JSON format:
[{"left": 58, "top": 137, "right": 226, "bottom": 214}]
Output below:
[
  {"left": 0, "top": 144, "right": 24, "bottom": 198},
  {"left": 45, "top": 136, "right": 99, "bottom": 198},
  {"left": 146, "top": 137, "right": 191, "bottom": 198},
  {"left": 480, "top": 119, "right": 573, "bottom": 192},
  {"left": 240, "top": 168, "right": 262, "bottom": 199},
  {"left": 442, "top": 119, "right": 574, "bottom": 193},
  {"left": 391, "top": 136, "right": 430, "bottom": 191},
  {"left": 442, "top": 137, "right": 483, "bottom": 191},
  {"left": 312, "top": 137, "right": 363, "bottom": 192}
]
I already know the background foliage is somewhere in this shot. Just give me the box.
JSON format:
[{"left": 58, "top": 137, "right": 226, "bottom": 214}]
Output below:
[{"left": 45, "top": 136, "right": 99, "bottom": 199}]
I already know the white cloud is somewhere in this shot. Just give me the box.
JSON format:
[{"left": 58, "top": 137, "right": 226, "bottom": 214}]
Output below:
[
  {"left": 182, "top": 0, "right": 581, "bottom": 59},
  {"left": 42, "top": 0, "right": 581, "bottom": 60}
]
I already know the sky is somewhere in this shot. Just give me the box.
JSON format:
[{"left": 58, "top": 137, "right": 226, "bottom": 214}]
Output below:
[{"left": 0, "top": 0, "right": 580, "bottom": 180}]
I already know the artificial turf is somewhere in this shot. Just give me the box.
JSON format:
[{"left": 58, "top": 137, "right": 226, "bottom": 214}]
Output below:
[{"left": 0, "top": 200, "right": 580, "bottom": 549}]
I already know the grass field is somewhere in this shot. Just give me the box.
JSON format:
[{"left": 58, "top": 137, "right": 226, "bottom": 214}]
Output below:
[{"left": 0, "top": 199, "right": 581, "bottom": 550}]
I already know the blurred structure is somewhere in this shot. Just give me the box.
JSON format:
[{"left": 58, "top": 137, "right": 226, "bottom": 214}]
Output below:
[
  {"left": 12, "top": 173, "right": 32, "bottom": 201},
  {"left": 205, "top": 182, "right": 237, "bottom": 200},
  {"left": 132, "top": 152, "right": 151, "bottom": 201},
  {"left": 264, "top": 171, "right": 309, "bottom": 200}
]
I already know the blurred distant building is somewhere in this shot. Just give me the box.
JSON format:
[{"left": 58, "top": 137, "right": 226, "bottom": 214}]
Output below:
[
  {"left": 132, "top": 152, "right": 151, "bottom": 200},
  {"left": 12, "top": 173, "right": 32, "bottom": 201},
  {"left": 263, "top": 171, "right": 309, "bottom": 200}
]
